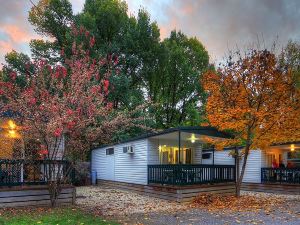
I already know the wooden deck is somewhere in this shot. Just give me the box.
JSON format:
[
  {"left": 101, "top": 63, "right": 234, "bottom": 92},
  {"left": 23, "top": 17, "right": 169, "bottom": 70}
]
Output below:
[
  {"left": 97, "top": 179, "right": 236, "bottom": 202},
  {"left": 0, "top": 185, "right": 76, "bottom": 208},
  {"left": 242, "top": 183, "right": 300, "bottom": 195}
]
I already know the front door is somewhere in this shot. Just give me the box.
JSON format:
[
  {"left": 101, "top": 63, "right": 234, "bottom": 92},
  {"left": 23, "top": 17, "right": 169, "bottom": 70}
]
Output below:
[{"left": 105, "top": 148, "right": 115, "bottom": 180}]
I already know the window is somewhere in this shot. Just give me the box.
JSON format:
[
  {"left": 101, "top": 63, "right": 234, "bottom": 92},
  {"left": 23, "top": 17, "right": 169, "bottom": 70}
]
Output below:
[
  {"left": 186, "top": 148, "right": 192, "bottom": 164},
  {"left": 106, "top": 148, "right": 114, "bottom": 155},
  {"left": 202, "top": 153, "right": 212, "bottom": 159},
  {"left": 123, "top": 146, "right": 128, "bottom": 153},
  {"left": 159, "top": 146, "right": 193, "bottom": 164}
]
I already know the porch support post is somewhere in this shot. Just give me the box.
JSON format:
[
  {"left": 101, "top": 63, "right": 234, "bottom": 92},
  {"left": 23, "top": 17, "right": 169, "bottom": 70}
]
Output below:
[
  {"left": 213, "top": 148, "right": 215, "bottom": 165},
  {"left": 178, "top": 130, "right": 181, "bottom": 164}
]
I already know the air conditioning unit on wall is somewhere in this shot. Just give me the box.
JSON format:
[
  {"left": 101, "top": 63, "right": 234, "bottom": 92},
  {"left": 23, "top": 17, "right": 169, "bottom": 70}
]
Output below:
[
  {"left": 127, "top": 146, "right": 134, "bottom": 154},
  {"left": 123, "top": 146, "right": 134, "bottom": 154}
]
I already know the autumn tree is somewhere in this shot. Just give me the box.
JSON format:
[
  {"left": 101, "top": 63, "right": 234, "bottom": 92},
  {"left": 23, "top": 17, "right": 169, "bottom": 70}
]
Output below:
[
  {"left": 203, "top": 49, "right": 300, "bottom": 196},
  {"left": 0, "top": 28, "right": 145, "bottom": 206}
]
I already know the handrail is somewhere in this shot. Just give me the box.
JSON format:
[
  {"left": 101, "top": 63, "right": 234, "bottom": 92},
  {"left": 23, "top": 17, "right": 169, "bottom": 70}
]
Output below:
[
  {"left": 148, "top": 164, "right": 236, "bottom": 185},
  {"left": 0, "top": 159, "right": 75, "bottom": 187},
  {"left": 261, "top": 167, "right": 300, "bottom": 184}
]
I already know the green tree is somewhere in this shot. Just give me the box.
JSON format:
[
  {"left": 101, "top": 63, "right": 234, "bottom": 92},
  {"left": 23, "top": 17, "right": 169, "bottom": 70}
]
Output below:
[
  {"left": 152, "top": 31, "right": 210, "bottom": 128},
  {"left": 29, "top": 0, "right": 73, "bottom": 47},
  {"left": 279, "top": 41, "right": 300, "bottom": 88},
  {"left": 1, "top": 51, "right": 35, "bottom": 88},
  {"left": 5, "top": 0, "right": 211, "bottom": 133}
]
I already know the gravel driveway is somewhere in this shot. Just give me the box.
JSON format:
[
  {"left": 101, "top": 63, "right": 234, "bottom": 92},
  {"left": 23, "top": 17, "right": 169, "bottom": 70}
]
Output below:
[{"left": 76, "top": 186, "right": 300, "bottom": 225}]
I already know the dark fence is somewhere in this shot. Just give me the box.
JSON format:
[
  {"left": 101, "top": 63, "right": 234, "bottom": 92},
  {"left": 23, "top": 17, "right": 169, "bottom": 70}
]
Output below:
[
  {"left": 0, "top": 159, "right": 75, "bottom": 187},
  {"left": 261, "top": 168, "right": 300, "bottom": 184},
  {"left": 148, "top": 164, "right": 236, "bottom": 185}
]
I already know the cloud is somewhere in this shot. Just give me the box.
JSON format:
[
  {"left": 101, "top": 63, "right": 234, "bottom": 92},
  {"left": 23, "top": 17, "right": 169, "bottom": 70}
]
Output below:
[
  {"left": 149, "top": 0, "right": 300, "bottom": 62},
  {"left": 0, "top": 0, "right": 41, "bottom": 68},
  {"left": 0, "top": 40, "right": 13, "bottom": 54},
  {"left": 1, "top": 25, "right": 39, "bottom": 43},
  {"left": 1, "top": 0, "right": 300, "bottom": 68}
]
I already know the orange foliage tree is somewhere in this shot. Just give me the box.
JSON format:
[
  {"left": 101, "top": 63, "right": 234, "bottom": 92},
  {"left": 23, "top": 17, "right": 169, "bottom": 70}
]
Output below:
[{"left": 202, "top": 49, "right": 300, "bottom": 196}]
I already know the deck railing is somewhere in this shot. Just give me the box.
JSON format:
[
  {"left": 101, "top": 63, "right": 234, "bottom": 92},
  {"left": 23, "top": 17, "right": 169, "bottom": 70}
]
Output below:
[
  {"left": 0, "top": 159, "right": 75, "bottom": 187},
  {"left": 148, "top": 164, "right": 236, "bottom": 185},
  {"left": 261, "top": 168, "right": 300, "bottom": 184}
]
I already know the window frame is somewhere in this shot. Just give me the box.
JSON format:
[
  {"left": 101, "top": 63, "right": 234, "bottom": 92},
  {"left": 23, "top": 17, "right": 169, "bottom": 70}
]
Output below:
[{"left": 106, "top": 148, "right": 114, "bottom": 155}]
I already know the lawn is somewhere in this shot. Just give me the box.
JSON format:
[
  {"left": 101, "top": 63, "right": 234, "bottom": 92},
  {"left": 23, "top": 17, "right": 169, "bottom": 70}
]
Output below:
[{"left": 0, "top": 207, "right": 118, "bottom": 225}]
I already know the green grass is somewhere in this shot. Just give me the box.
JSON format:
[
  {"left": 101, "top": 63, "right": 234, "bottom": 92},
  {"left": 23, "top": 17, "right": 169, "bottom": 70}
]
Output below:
[{"left": 0, "top": 207, "right": 118, "bottom": 225}]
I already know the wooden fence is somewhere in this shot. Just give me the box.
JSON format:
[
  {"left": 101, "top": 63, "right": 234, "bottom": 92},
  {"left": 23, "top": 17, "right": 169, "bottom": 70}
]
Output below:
[{"left": 0, "top": 185, "right": 75, "bottom": 208}]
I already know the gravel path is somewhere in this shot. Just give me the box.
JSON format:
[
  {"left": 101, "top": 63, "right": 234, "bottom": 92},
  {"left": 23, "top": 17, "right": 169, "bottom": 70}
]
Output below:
[
  {"left": 76, "top": 186, "right": 300, "bottom": 225},
  {"left": 76, "top": 186, "right": 187, "bottom": 216}
]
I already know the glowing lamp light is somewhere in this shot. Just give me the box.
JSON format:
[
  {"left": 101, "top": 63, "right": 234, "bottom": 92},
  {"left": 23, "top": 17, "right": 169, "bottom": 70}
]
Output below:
[
  {"left": 291, "top": 144, "right": 295, "bottom": 152},
  {"left": 8, "top": 120, "right": 16, "bottom": 130},
  {"left": 8, "top": 129, "right": 17, "bottom": 138},
  {"left": 188, "top": 134, "right": 198, "bottom": 143}
]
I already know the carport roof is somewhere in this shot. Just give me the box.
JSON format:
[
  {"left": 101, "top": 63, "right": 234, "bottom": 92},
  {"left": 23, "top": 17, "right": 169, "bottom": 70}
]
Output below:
[{"left": 92, "top": 126, "right": 233, "bottom": 150}]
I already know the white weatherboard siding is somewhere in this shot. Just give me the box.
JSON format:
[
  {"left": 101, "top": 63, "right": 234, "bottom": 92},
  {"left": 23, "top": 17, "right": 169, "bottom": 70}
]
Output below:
[
  {"left": 148, "top": 138, "right": 159, "bottom": 165},
  {"left": 239, "top": 150, "right": 262, "bottom": 183},
  {"left": 114, "top": 139, "right": 148, "bottom": 185},
  {"left": 194, "top": 145, "right": 203, "bottom": 164},
  {"left": 214, "top": 151, "right": 235, "bottom": 165},
  {"left": 213, "top": 149, "right": 262, "bottom": 183},
  {"left": 92, "top": 139, "right": 148, "bottom": 185},
  {"left": 91, "top": 148, "right": 115, "bottom": 181}
]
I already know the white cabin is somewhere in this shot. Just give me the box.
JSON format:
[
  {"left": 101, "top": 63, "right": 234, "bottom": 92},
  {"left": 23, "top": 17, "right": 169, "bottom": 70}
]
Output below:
[{"left": 91, "top": 127, "right": 300, "bottom": 187}]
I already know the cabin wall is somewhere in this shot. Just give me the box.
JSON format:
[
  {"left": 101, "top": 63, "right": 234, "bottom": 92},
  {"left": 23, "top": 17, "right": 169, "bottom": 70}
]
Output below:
[
  {"left": 212, "top": 149, "right": 262, "bottom": 183},
  {"left": 240, "top": 150, "right": 262, "bottom": 183},
  {"left": 115, "top": 139, "right": 148, "bottom": 185},
  {"left": 194, "top": 145, "right": 203, "bottom": 164},
  {"left": 214, "top": 151, "right": 235, "bottom": 165},
  {"left": 91, "top": 147, "right": 114, "bottom": 181},
  {"left": 92, "top": 139, "right": 148, "bottom": 185},
  {"left": 148, "top": 138, "right": 159, "bottom": 165}
]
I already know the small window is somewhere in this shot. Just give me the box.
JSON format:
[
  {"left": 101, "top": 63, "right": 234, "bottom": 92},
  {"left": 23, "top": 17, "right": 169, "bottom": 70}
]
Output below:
[
  {"left": 106, "top": 148, "right": 114, "bottom": 155},
  {"left": 202, "top": 153, "right": 212, "bottom": 159},
  {"left": 123, "top": 146, "right": 128, "bottom": 153}
]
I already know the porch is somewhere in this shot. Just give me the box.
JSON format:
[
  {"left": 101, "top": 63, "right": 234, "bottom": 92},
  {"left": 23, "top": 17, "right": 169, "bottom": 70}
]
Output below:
[
  {"left": 0, "top": 159, "right": 76, "bottom": 207},
  {"left": 261, "top": 168, "right": 300, "bottom": 184},
  {"left": 148, "top": 164, "right": 236, "bottom": 185},
  {"left": 261, "top": 143, "right": 300, "bottom": 185},
  {"left": 0, "top": 159, "right": 75, "bottom": 187}
]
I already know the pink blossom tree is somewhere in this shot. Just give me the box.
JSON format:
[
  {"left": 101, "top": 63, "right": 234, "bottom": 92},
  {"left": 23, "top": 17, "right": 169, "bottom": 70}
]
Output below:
[{"left": 0, "top": 27, "right": 145, "bottom": 206}]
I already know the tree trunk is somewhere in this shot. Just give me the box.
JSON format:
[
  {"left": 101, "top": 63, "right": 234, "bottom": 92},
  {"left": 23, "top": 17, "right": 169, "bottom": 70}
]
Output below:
[
  {"left": 234, "top": 147, "right": 240, "bottom": 196},
  {"left": 48, "top": 181, "right": 62, "bottom": 207},
  {"left": 235, "top": 144, "right": 250, "bottom": 197}
]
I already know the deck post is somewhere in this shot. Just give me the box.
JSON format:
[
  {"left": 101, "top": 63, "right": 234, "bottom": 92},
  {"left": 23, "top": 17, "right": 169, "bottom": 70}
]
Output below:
[{"left": 178, "top": 130, "right": 181, "bottom": 164}]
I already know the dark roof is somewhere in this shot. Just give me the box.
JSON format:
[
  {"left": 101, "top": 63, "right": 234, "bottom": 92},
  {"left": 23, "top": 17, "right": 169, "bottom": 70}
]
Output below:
[
  {"left": 92, "top": 126, "right": 233, "bottom": 150},
  {"left": 202, "top": 141, "right": 300, "bottom": 152}
]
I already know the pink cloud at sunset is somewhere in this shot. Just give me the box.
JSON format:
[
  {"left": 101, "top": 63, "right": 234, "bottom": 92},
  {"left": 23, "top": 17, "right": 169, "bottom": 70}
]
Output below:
[
  {"left": 1, "top": 25, "right": 39, "bottom": 44},
  {"left": 0, "top": 40, "right": 13, "bottom": 54}
]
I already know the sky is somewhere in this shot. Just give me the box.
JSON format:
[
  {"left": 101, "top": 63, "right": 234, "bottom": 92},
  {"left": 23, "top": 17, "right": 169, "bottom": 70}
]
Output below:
[{"left": 0, "top": 0, "right": 300, "bottom": 68}]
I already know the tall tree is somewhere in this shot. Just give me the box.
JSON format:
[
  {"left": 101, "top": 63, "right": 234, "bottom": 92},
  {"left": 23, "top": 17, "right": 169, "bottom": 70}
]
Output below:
[
  {"left": 5, "top": 0, "right": 211, "bottom": 131},
  {"left": 203, "top": 49, "right": 300, "bottom": 196},
  {"left": 279, "top": 41, "right": 300, "bottom": 88},
  {"left": 29, "top": 0, "right": 73, "bottom": 47},
  {"left": 1, "top": 51, "right": 35, "bottom": 87},
  {"left": 153, "top": 31, "right": 210, "bottom": 128}
]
